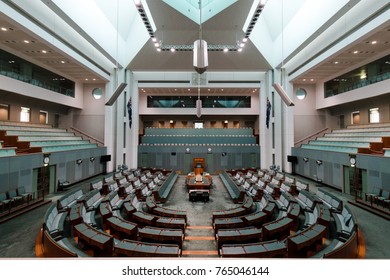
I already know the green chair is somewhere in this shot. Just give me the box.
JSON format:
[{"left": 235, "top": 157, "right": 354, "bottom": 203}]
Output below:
[
  {"left": 365, "top": 187, "right": 381, "bottom": 204},
  {"left": 376, "top": 190, "right": 390, "bottom": 207},
  {"left": 7, "top": 189, "right": 23, "bottom": 206},
  {"left": 0, "top": 192, "right": 11, "bottom": 212},
  {"left": 17, "top": 186, "right": 33, "bottom": 203}
]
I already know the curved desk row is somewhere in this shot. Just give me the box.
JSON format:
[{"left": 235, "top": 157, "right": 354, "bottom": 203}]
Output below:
[
  {"left": 220, "top": 240, "right": 287, "bottom": 258},
  {"left": 216, "top": 226, "right": 262, "bottom": 248},
  {"left": 114, "top": 239, "right": 181, "bottom": 257}
]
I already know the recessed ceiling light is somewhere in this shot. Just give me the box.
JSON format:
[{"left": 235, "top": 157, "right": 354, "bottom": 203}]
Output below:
[
  {"left": 238, "top": 48, "right": 243, "bottom": 52},
  {"left": 156, "top": 48, "right": 161, "bottom": 52},
  {"left": 188, "top": 89, "right": 190, "bottom": 91},
  {"left": 221, "top": 89, "right": 224, "bottom": 91},
  {"left": 353, "top": 50, "right": 358, "bottom": 54},
  {"left": 85, "top": 78, "right": 89, "bottom": 81},
  {"left": 170, "top": 48, "right": 176, "bottom": 52},
  {"left": 371, "top": 40, "right": 377, "bottom": 44},
  {"left": 23, "top": 40, "right": 30, "bottom": 43},
  {"left": 41, "top": 50, "right": 47, "bottom": 54},
  {"left": 310, "top": 79, "right": 314, "bottom": 81},
  {"left": 154, "top": 42, "right": 160, "bottom": 47},
  {"left": 334, "top": 61, "right": 339, "bottom": 64},
  {"left": 243, "top": 38, "right": 248, "bottom": 43},
  {"left": 239, "top": 43, "right": 245, "bottom": 48},
  {"left": 93, "top": 78, "right": 96, "bottom": 81},
  {"left": 60, "top": 60, "right": 65, "bottom": 64},
  {"left": 223, "top": 47, "right": 229, "bottom": 52},
  {"left": 151, "top": 37, "right": 157, "bottom": 42},
  {"left": 1, "top": 27, "right": 7, "bottom": 31},
  {"left": 303, "top": 79, "right": 306, "bottom": 81}
]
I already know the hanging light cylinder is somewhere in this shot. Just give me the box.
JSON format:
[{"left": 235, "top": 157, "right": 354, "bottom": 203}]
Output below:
[{"left": 193, "top": 39, "right": 208, "bottom": 74}]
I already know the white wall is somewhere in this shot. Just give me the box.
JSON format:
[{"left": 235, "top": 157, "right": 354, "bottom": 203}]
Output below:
[
  {"left": 72, "top": 84, "right": 106, "bottom": 141},
  {"left": 293, "top": 84, "right": 327, "bottom": 142}
]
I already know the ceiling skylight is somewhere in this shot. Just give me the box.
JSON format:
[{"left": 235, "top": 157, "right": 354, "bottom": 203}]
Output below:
[{"left": 163, "top": 0, "right": 237, "bottom": 24}]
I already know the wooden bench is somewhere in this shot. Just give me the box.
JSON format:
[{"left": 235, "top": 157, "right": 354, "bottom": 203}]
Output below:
[
  {"left": 316, "top": 188, "right": 343, "bottom": 213},
  {"left": 216, "top": 226, "right": 262, "bottom": 248},
  {"left": 43, "top": 204, "right": 67, "bottom": 239},
  {"left": 73, "top": 222, "right": 113, "bottom": 257},
  {"left": 262, "top": 216, "right": 293, "bottom": 241},
  {"left": 138, "top": 226, "right": 184, "bottom": 248},
  {"left": 219, "top": 171, "right": 246, "bottom": 203},
  {"left": 287, "top": 223, "right": 327, "bottom": 257},
  {"left": 219, "top": 240, "right": 287, "bottom": 258},
  {"left": 153, "top": 172, "right": 178, "bottom": 203},
  {"left": 107, "top": 216, "right": 138, "bottom": 239},
  {"left": 57, "top": 188, "right": 83, "bottom": 212},
  {"left": 114, "top": 239, "right": 181, "bottom": 257},
  {"left": 332, "top": 204, "right": 358, "bottom": 242},
  {"left": 213, "top": 217, "right": 245, "bottom": 232}
]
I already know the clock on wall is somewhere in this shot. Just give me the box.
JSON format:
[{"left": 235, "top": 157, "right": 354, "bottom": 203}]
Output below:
[
  {"left": 43, "top": 155, "right": 50, "bottom": 166},
  {"left": 349, "top": 157, "right": 356, "bottom": 166}
]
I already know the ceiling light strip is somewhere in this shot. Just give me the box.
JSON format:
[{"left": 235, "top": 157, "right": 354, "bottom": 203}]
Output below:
[{"left": 134, "top": 0, "right": 266, "bottom": 52}]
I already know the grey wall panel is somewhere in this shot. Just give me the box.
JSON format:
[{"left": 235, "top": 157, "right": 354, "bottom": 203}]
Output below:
[
  {"left": 0, "top": 147, "right": 106, "bottom": 194},
  {"left": 138, "top": 145, "right": 260, "bottom": 173},
  {"left": 292, "top": 147, "right": 390, "bottom": 192}
]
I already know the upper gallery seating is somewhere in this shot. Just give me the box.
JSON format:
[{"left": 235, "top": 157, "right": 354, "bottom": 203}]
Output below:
[
  {"left": 300, "top": 123, "right": 390, "bottom": 155},
  {"left": 140, "top": 127, "right": 257, "bottom": 146},
  {"left": 0, "top": 121, "right": 98, "bottom": 155}
]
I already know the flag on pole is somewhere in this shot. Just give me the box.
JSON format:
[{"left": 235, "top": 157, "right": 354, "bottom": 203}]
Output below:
[
  {"left": 127, "top": 97, "right": 132, "bottom": 128},
  {"left": 266, "top": 97, "right": 271, "bottom": 129}
]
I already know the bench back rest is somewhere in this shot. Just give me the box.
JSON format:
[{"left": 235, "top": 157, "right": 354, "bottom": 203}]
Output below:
[
  {"left": 17, "top": 186, "right": 26, "bottom": 195},
  {"left": 91, "top": 180, "right": 103, "bottom": 190},
  {"left": 0, "top": 192, "right": 8, "bottom": 201},
  {"left": 8, "top": 189, "right": 18, "bottom": 198}
]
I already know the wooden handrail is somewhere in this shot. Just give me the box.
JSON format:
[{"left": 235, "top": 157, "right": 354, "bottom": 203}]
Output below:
[
  {"left": 68, "top": 127, "right": 104, "bottom": 147},
  {"left": 294, "top": 127, "right": 330, "bottom": 147}
]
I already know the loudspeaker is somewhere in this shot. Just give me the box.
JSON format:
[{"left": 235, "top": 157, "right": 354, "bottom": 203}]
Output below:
[
  {"left": 272, "top": 83, "right": 294, "bottom": 106},
  {"left": 287, "top": 155, "right": 297, "bottom": 163},
  {"left": 100, "top": 155, "right": 111, "bottom": 163},
  {"left": 196, "top": 99, "right": 202, "bottom": 118},
  {"left": 193, "top": 39, "right": 208, "bottom": 74},
  {"left": 105, "top": 83, "right": 127, "bottom": 106}
]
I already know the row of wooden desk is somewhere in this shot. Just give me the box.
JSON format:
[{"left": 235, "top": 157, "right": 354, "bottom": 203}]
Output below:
[
  {"left": 287, "top": 223, "right": 327, "bottom": 257},
  {"left": 114, "top": 239, "right": 181, "bottom": 257},
  {"left": 216, "top": 226, "right": 262, "bottom": 248},
  {"left": 131, "top": 211, "right": 186, "bottom": 231},
  {"left": 220, "top": 240, "right": 287, "bottom": 258},
  {"left": 145, "top": 196, "right": 187, "bottom": 222},
  {"left": 73, "top": 223, "right": 113, "bottom": 256}
]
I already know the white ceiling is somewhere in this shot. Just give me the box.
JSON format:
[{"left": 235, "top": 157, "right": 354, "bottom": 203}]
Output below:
[{"left": 0, "top": 0, "right": 389, "bottom": 87}]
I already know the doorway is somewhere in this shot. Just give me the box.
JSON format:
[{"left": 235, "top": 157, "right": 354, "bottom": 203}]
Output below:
[
  {"left": 351, "top": 111, "right": 360, "bottom": 125},
  {"left": 39, "top": 111, "right": 48, "bottom": 124},
  {"left": 344, "top": 166, "right": 365, "bottom": 197},
  {"left": 35, "top": 165, "right": 56, "bottom": 196}
]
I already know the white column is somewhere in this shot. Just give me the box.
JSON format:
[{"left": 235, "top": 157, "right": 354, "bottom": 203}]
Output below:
[
  {"left": 104, "top": 68, "right": 127, "bottom": 172},
  {"left": 104, "top": 73, "right": 116, "bottom": 173},
  {"left": 282, "top": 80, "right": 294, "bottom": 173},
  {"left": 126, "top": 72, "right": 139, "bottom": 169},
  {"left": 260, "top": 70, "right": 273, "bottom": 170}
]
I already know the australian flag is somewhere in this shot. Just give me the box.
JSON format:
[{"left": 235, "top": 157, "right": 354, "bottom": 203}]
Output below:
[
  {"left": 127, "top": 98, "right": 132, "bottom": 128},
  {"left": 266, "top": 97, "right": 272, "bottom": 129}
]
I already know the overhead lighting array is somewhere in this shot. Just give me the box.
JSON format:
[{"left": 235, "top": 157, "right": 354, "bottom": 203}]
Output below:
[{"left": 133, "top": 0, "right": 267, "bottom": 53}]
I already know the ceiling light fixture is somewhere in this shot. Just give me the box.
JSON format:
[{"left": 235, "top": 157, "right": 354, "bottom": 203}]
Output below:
[
  {"left": 136, "top": 0, "right": 265, "bottom": 52},
  {"left": 371, "top": 40, "right": 377, "bottom": 44},
  {"left": 353, "top": 50, "right": 358, "bottom": 54},
  {"left": 193, "top": 0, "right": 208, "bottom": 75},
  {"left": 1, "top": 27, "right": 7, "bottom": 31},
  {"left": 23, "top": 40, "right": 30, "bottom": 43}
]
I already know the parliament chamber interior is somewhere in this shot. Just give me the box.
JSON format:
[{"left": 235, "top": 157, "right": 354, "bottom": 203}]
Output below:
[{"left": 0, "top": 0, "right": 389, "bottom": 260}]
